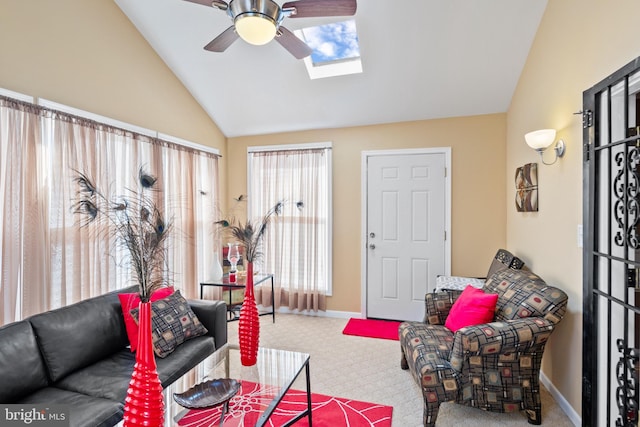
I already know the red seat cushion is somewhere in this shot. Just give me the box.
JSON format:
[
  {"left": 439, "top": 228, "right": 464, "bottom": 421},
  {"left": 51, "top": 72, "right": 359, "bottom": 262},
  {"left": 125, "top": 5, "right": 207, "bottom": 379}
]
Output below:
[
  {"left": 445, "top": 285, "right": 498, "bottom": 332},
  {"left": 118, "top": 287, "right": 174, "bottom": 351}
]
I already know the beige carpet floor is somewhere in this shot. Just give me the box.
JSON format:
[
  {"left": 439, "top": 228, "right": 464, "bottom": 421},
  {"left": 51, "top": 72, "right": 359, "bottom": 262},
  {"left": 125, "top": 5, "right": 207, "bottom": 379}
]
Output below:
[{"left": 225, "top": 313, "right": 575, "bottom": 427}]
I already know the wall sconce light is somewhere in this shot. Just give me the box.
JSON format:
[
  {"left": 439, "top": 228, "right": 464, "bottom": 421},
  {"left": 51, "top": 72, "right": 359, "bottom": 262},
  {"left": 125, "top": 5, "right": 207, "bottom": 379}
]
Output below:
[{"left": 524, "top": 129, "right": 566, "bottom": 165}]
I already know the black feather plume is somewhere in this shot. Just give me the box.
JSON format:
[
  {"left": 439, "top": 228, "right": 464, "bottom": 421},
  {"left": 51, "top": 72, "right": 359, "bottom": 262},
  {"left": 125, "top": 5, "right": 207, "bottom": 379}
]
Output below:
[
  {"left": 72, "top": 167, "right": 172, "bottom": 302},
  {"left": 216, "top": 198, "right": 302, "bottom": 263},
  {"left": 139, "top": 167, "right": 157, "bottom": 189}
]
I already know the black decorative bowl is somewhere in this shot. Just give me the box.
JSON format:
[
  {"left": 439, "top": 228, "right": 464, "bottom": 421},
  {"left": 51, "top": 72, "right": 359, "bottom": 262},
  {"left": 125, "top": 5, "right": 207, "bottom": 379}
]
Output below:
[{"left": 173, "top": 378, "right": 241, "bottom": 409}]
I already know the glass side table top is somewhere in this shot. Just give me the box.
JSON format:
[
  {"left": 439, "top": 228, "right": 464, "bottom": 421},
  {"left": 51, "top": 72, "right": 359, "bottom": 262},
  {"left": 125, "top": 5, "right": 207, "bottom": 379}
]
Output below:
[
  {"left": 200, "top": 274, "right": 276, "bottom": 323},
  {"left": 170, "top": 345, "right": 312, "bottom": 427},
  {"left": 200, "top": 273, "right": 274, "bottom": 287}
]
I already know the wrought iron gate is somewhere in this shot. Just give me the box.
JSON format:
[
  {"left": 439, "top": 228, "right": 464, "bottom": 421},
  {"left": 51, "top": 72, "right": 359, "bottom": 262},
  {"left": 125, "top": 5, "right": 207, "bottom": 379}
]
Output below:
[{"left": 583, "top": 56, "right": 640, "bottom": 426}]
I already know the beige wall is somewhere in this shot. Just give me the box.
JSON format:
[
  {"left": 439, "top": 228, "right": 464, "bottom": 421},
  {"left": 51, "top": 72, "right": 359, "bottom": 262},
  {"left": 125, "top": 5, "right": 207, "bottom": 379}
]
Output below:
[
  {"left": 0, "top": 0, "right": 508, "bottom": 315},
  {"left": 507, "top": 0, "right": 640, "bottom": 419},
  {"left": 6, "top": 0, "right": 627, "bottom": 420},
  {"left": 0, "top": 0, "right": 226, "bottom": 183},
  {"left": 229, "top": 114, "right": 507, "bottom": 312}
]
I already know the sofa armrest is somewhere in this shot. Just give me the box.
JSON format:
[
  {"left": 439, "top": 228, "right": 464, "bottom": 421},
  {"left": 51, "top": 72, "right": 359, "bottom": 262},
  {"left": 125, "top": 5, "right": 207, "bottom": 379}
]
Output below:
[
  {"left": 189, "top": 299, "right": 228, "bottom": 349},
  {"left": 449, "top": 317, "right": 555, "bottom": 372},
  {"left": 424, "top": 289, "right": 463, "bottom": 325}
]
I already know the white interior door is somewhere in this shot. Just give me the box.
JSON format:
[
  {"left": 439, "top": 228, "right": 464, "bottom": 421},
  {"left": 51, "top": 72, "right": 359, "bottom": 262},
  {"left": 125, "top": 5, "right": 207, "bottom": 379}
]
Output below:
[{"left": 364, "top": 150, "right": 449, "bottom": 321}]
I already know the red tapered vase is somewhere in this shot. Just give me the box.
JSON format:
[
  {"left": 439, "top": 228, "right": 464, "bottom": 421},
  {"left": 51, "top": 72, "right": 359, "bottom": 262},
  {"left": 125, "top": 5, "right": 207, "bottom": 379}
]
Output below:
[
  {"left": 123, "top": 301, "right": 165, "bottom": 426},
  {"left": 239, "top": 262, "right": 260, "bottom": 366}
]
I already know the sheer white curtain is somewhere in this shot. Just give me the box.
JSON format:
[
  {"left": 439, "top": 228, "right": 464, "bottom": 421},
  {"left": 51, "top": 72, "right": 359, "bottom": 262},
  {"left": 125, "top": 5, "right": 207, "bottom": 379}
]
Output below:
[
  {"left": 0, "top": 95, "right": 219, "bottom": 326},
  {"left": 0, "top": 98, "right": 43, "bottom": 324},
  {"left": 160, "top": 144, "right": 219, "bottom": 300},
  {"left": 248, "top": 146, "right": 331, "bottom": 312}
]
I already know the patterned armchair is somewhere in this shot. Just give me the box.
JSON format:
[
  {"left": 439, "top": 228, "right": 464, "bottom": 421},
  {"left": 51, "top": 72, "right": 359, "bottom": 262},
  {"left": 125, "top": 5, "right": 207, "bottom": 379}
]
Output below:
[{"left": 399, "top": 268, "right": 568, "bottom": 426}]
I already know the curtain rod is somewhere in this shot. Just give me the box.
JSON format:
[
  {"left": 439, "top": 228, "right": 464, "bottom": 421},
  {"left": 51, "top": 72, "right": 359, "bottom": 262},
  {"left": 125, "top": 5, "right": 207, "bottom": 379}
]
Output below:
[
  {"left": 247, "top": 141, "right": 332, "bottom": 153},
  {"left": 0, "top": 92, "right": 220, "bottom": 158}
]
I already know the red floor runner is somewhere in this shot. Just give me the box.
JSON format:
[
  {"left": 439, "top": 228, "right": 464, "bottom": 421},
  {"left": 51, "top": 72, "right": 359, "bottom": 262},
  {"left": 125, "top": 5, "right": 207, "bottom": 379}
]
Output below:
[
  {"left": 341, "top": 318, "right": 401, "bottom": 341},
  {"left": 177, "top": 380, "right": 392, "bottom": 427}
]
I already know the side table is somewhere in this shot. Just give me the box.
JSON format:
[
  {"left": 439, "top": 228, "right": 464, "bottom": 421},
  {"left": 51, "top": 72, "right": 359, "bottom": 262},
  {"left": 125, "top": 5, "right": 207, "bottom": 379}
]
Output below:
[{"left": 200, "top": 274, "right": 275, "bottom": 323}]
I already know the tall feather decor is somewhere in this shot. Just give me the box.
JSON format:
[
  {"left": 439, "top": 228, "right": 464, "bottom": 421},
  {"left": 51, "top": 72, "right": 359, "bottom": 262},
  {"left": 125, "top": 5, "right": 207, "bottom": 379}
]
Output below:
[
  {"left": 73, "top": 167, "right": 169, "bottom": 426},
  {"left": 73, "top": 167, "right": 172, "bottom": 302},
  {"left": 215, "top": 198, "right": 302, "bottom": 365},
  {"left": 215, "top": 200, "right": 284, "bottom": 263}
]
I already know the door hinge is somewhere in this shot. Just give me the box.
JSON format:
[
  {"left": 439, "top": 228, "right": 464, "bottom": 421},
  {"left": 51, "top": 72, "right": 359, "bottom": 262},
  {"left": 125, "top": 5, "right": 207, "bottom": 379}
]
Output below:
[
  {"left": 577, "top": 109, "right": 594, "bottom": 161},
  {"left": 576, "top": 109, "right": 593, "bottom": 161},
  {"left": 585, "top": 130, "right": 592, "bottom": 162},
  {"left": 444, "top": 167, "right": 447, "bottom": 178},
  {"left": 583, "top": 109, "right": 593, "bottom": 128},
  {"left": 444, "top": 230, "right": 447, "bottom": 241},
  {"left": 626, "top": 266, "right": 638, "bottom": 288}
]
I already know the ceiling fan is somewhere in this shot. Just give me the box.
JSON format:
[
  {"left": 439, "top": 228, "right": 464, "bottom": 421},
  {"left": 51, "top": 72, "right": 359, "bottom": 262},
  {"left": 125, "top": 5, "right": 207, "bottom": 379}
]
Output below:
[{"left": 183, "top": 0, "right": 357, "bottom": 59}]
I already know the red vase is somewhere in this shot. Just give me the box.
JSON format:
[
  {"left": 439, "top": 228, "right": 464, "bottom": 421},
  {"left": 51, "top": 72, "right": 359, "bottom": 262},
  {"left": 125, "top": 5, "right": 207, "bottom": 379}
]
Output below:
[
  {"left": 239, "top": 262, "right": 260, "bottom": 366},
  {"left": 123, "top": 301, "right": 165, "bottom": 426}
]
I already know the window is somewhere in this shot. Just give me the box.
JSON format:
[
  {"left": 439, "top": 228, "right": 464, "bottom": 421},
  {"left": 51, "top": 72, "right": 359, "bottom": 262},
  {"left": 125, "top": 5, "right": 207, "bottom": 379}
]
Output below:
[
  {"left": 0, "top": 92, "right": 219, "bottom": 325},
  {"left": 248, "top": 143, "right": 332, "bottom": 311},
  {"left": 295, "top": 20, "right": 362, "bottom": 80}
]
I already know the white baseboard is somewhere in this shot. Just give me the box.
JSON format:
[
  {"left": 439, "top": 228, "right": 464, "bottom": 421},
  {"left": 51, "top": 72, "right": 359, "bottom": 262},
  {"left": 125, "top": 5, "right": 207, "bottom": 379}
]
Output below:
[
  {"left": 270, "top": 307, "right": 360, "bottom": 319},
  {"left": 540, "top": 371, "right": 581, "bottom": 426},
  {"left": 323, "top": 310, "right": 361, "bottom": 319}
]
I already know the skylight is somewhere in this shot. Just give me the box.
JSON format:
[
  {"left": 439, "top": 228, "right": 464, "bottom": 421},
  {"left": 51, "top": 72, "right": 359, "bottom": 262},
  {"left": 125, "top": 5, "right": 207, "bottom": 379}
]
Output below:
[{"left": 295, "top": 20, "right": 362, "bottom": 80}]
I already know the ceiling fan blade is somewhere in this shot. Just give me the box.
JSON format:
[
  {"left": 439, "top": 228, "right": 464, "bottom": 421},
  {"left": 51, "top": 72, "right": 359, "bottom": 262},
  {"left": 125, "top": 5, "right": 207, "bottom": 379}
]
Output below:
[
  {"left": 275, "top": 27, "right": 313, "bottom": 59},
  {"left": 204, "top": 26, "right": 239, "bottom": 52},
  {"left": 282, "top": 0, "right": 357, "bottom": 18},
  {"left": 182, "top": 0, "right": 228, "bottom": 10}
]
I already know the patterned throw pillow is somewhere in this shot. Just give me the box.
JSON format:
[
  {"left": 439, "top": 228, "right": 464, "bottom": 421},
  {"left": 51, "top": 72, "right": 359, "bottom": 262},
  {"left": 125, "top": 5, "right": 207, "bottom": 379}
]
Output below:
[
  {"left": 118, "top": 286, "right": 175, "bottom": 352},
  {"left": 130, "top": 290, "right": 208, "bottom": 358},
  {"left": 485, "top": 249, "right": 526, "bottom": 280},
  {"left": 484, "top": 268, "right": 568, "bottom": 325}
]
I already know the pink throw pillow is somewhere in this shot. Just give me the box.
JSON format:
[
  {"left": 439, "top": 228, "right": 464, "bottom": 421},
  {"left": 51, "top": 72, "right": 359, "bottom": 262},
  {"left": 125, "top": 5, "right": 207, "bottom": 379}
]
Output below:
[
  {"left": 119, "top": 287, "right": 174, "bottom": 351},
  {"left": 445, "top": 285, "right": 499, "bottom": 332}
]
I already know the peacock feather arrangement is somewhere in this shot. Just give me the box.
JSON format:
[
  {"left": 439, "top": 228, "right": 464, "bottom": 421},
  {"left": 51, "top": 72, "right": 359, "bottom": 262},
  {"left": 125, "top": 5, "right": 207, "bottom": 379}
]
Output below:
[
  {"left": 73, "top": 167, "right": 172, "bottom": 302},
  {"left": 215, "top": 198, "right": 303, "bottom": 263}
]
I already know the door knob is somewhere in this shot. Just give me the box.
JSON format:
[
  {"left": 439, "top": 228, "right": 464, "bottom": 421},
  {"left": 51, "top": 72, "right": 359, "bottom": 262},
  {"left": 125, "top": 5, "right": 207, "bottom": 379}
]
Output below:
[{"left": 369, "top": 244, "right": 376, "bottom": 250}]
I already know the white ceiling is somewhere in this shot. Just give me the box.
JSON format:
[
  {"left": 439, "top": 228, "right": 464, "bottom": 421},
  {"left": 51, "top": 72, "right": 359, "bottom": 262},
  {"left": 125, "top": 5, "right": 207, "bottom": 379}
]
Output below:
[{"left": 114, "top": 0, "right": 547, "bottom": 138}]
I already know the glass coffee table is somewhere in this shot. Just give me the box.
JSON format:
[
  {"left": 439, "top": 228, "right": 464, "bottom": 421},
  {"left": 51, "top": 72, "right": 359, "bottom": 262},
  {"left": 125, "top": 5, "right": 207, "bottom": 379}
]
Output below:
[{"left": 167, "top": 344, "right": 312, "bottom": 427}]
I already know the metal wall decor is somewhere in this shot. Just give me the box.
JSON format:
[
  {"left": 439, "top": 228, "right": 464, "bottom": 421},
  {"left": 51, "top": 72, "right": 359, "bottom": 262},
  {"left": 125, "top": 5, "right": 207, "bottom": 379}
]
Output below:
[
  {"left": 515, "top": 162, "right": 538, "bottom": 212},
  {"left": 615, "top": 339, "right": 638, "bottom": 427},
  {"left": 613, "top": 140, "right": 640, "bottom": 249},
  {"left": 583, "top": 55, "right": 640, "bottom": 426}
]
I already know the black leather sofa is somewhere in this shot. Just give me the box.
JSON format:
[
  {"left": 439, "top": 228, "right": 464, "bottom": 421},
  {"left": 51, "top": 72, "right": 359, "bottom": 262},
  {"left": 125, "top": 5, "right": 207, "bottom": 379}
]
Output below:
[{"left": 0, "top": 285, "right": 227, "bottom": 427}]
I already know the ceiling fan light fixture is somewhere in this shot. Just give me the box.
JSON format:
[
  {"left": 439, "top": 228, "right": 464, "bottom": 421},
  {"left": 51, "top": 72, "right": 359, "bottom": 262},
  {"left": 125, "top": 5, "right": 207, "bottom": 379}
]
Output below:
[
  {"left": 234, "top": 13, "right": 277, "bottom": 45},
  {"left": 190, "top": 0, "right": 358, "bottom": 57}
]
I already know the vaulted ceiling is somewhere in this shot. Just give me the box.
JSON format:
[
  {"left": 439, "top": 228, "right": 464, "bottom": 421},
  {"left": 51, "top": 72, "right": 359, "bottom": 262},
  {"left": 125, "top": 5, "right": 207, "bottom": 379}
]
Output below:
[{"left": 115, "top": 0, "right": 547, "bottom": 138}]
